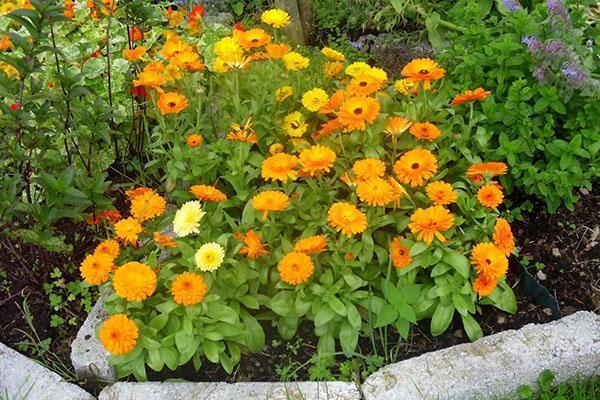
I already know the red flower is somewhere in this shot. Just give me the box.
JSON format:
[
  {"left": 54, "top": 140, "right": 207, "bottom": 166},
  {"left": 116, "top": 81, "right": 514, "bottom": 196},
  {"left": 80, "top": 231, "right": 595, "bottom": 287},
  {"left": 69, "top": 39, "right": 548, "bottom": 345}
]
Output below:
[
  {"left": 130, "top": 86, "right": 148, "bottom": 98},
  {"left": 90, "top": 49, "right": 102, "bottom": 58},
  {"left": 10, "top": 103, "right": 20, "bottom": 111},
  {"left": 234, "top": 22, "right": 245, "bottom": 31},
  {"left": 190, "top": 5, "right": 206, "bottom": 18},
  {"left": 129, "top": 26, "right": 143, "bottom": 41}
]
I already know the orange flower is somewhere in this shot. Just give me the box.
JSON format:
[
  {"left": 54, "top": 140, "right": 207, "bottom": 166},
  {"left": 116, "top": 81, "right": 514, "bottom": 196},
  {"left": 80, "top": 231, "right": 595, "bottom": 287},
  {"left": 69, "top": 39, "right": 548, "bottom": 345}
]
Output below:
[
  {"left": 123, "top": 46, "right": 147, "bottom": 62},
  {"left": 252, "top": 190, "right": 290, "bottom": 219},
  {"left": 153, "top": 231, "right": 177, "bottom": 248},
  {"left": 401, "top": 58, "right": 445, "bottom": 89},
  {"left": 157, "top": 92, "right": 188, "bottom": 115},
  {"left": 387, "top": 176, "right": 408, "bottom": 207},
  {"left": 385, "top": 116, "right": 412, "bottom": 144},
  {"left": 451, "top": 87, "right": 491, "bottom": 107},
  {"left": 172, "top": 49, "right": 205, "bottom": 71},
  {"left": 477, "top": 184, "right": 503, "bottom": 208},
  {"left": 472, "top": 274, "right": 497, "bottom": 297},
  {"left": 466, "top": 162, "right": 508, "bottom": 183},
  {"left": 408, "top": 206, "right": 454, "bottom": 244},
  {"left": 265, "top": 43, "right": 290, "bottom": 59},
  {"left": 94, "top": 239, "right": 120, "bottom": 261},
  {"left": 238, "top": 28, "right": 271, "bottom": 51},
  {"left": 336, "top": 96, "right": 380, "bottom": 132},
  {"left": 226, "top": 118, "right": 258, "bottom": 144},
  {"left": 294, "top": 235, "right": 327, "bottom": 254},
  {"left": 327, "top": 202, "right": 367, "bottom": 237},
  {"left": 238, "top": 230, "right": 269, "bottom": 259},
  {"left": 171, "top": 272, "right": 208, "bottom": 306},
  {"left": 161, "top": 36, "right": 191, "bottom": 59},
  {"left": 113, "top": 262, "right": 157, "bottom": 302},
  {"left": 114, "top": 217, "right": 143, "bottom": 246},
  {"left": 0, "top": 35, "right": 11, "bottom": 51},
  {"left": 63, "top": 0, "right": 75, "bottom": 18},
  {"left": 298, "top": 145, "right": 336, "bottom": 177},
  {"left": 313, "top": 118, "right": 344, "bottom": 139},
  {"left": 425, "top": 181, "right": 457, "bottom": 206},
  {"left": 352, "top": 158, "right": 386, "bottom": 181},
  {"left": 133, "top": 69, "right": 165, "bottom": 89},
  {"left": 130, "top": 190, "right": 166, "bottom": 221},
  {"left": 391, "top": 237, "right": 412, "bottom": 269},
  {"left": 190, "top": 184, "right": 227, "bottom": 202},
  {"left": 471, "top": 242, "right": 508, "bottom": 280},
  {"left": 88, "top": 209, "right": 122, "bottom": 225},
  {"left": 126, "top": 187, "right": 152, "bottom": 200},
  {"left": 278, "top": 252, "right": 314, "bottom": 285},
  {"left": 356, "top": 177, "right": 395, "bottom": 207},
  {"left": 99, "top": 314, "right": 138, "bottom": 355},
  {"left": 393, "top": 148, "right": 438, "bottom": 187},
  {"left": 261, "top": 153, "right": 299, "bottom": 183},
  {"left": 129, "top": 26, "right": 143, "bottom": 41},
  {"left": 80, "top": 253, "right": 114, "bottom": 285},
  {"left": 347, "top": 74, "right": 382, "bottom": 96},
  {"left": 100, "top": 0, "right": 116, "bottom": 15},
  {"left": 324, "top": 61, "right": 344, "bottom": 77},
  {"left": 319, "top": 89, "right": 346, "bottom": 114},
  {"left": 409, "top": 122, "right": 441, "bottom": 142},
  {"left": 493, "top": 218, "right": 515, "bottom": 256},
  {"left": 186, "top": 133, "right": 203, "bottom": 147}
]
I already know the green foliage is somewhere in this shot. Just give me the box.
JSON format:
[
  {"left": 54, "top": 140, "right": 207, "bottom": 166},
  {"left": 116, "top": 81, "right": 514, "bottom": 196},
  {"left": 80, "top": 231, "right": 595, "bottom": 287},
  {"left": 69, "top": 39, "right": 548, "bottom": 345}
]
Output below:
[{"left": 517, "top": 370, "right": 600, "bottom": 400}]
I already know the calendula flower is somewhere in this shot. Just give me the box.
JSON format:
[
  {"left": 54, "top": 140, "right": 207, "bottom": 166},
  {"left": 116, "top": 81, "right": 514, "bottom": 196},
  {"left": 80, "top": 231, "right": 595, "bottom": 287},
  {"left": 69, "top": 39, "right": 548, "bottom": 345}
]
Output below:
[
  {"left": 336, "top": 96, "right": 380, "bottom": 132},
  {"left": 283, "top": 111, "right": 307, "bottom": 137},
  {"left": 80, "top": 253, "right": 114, "bottom": 285},
  {"left": 265, "top": 43, "right": 290, "bottom": 59},
  {"left": 190, "top": 185, "right": 227, "bottom": 202},
  {"left": 171, "top": 272, "right": 208, "bottom": 306},
  {"left": 261, "top": 9, "right": 291, "bottom": 28},
  {"left": 133, "top": 69, "right": 165, "bottom": 89},
  {"left": 302, "top": 88, "right": 329, "bottom": 112},
  {"left": 153, "top": 231, "right": 177, "bottom": 248},
  {"left": 356, "top": 177, "right": 395, "bottom": 207},
  {"left": 63, "top": 0, "right": 75, "bottom": 18},
  {"left": 129, "top": 26, "right": 143, "bottom": 41},
  {"left": 345, "top": 62, "right": 370, "bottom": 77},
  {"left": 172, "top": 49, "right": 205, "bottom": 71},
  {"left": 477, "top": 184, "right": 504, "bottom": 208},
  {"left": 261, "top": 153, "right": 299, "bottom": 183},
  {"left": 173, "top": 200, "right": 205, "bottom": 237},
  {"left": 466, "top": 162, "right": 508, "bottom": 183},
  {"left": 352, "top": 158, "right": 386, "bottom": 181},
  {"left": 294, "top": 235, "right": 327, "bottom": 254},
  {"left": 130, "top": 190, "right": 166, "bottom": 222},
  {"left": 324, "top": 61, "right": 344, "bottom": 77},
  {"left": 409, "top": 122, "right": 441, "bottom": 142},
  {"left": 94, "top": 239, "right": 120, "bottom": 261},
  {"left": 426, "top": 181, "right": 457, "bottom": 206},
  {"left": 451, "top": 87, "right": 491, "bottom": 106},
  {"left": 298, "top": 145, "right": 336, "bottom": 177},
  {"left": 99, "top": 314, "right": 138, "bottom": 355},
  {"left": 114, "top": 217, "right": 143, "bottom": 246},
  {"left": 122, "top": 46, "right": 146, "bottom": 62},
  {"left": 387, "top": 176, "right": 408, "bottom": 207},
  {"left": 113, "top": 262, "right": 157, "bottom": 302},
  {"left": 164, "top": 62, "right": 182, "bottom": 82},
  {"left": 472, "top": 274, "right": 497, "bottom": 297},
  {"left": 393, "top": 149, "right": 438, "bottom": 187},
  {"left": 226, "top": 118, "right": 258, "bottom": 144},
  {"left": 186, "top": 133, "right": 203, "bottom": 147},
  {"left": 394, "top": 79, "right": 416, "bottom": 95},
  {"left": 401, "top": 58, "right": 445, "bottom": 89},
  {"left": 385, "top": 116, "right": 413, "bottom": 144},
  {"left": 269, "top": 143, "right": 284, "bottom": 154},
  {"left": 165, "top": 7, "right": 185, "bottom": 25},
  {"left": 408, "top": 206, "right": 454, "bottom": 244},
  {"left": 275, "top": 86, "right": 293, "bottom": 101},
  {"left": 278, "top": 252, "right": 314, "bottom": 285},
  {"left": 321, "top": 47, "right": 345, "bottom": 61},
  {"left": 195, "top": 242, "right": 225, "bottom": 272},
  {"left": 315, "top": 118, "right": 344, "bottom": 139},
  {"left": 238, "top": 230, "right": 269, "bottom": 259},
  {"left": 157, "top": 92, "right": 188, "bottom": 115},
  {"left": 0, "top": 35, "right": 11, "bottom": 51},
  {"left": 471, "top": 242, "right": 508, "bottom": 280},
  {"left": 347, "top": 74, "right": 382, "bottom": 96},
  {"left": 327, "top": 202, "right": 367, "bottom": 237},
  {"left": 214, "top": 36, "right": 243, "bottom": 63},
  {"left": 493, "top": 218, "right": 515, "bottom": 255},
  {"left": 391, "top": 237, "right": 412, "bottom": 269},
  {"left": 126, "top": 187, "right": 152, "bottom": 200},
  {"left": 238, "top": 28, "right": 271, "bottom": 50},
  {"left": 252, "top": 190, "right": 290, "bottom": 219},
  {"left": 282, "top": 51, "right": 310, "bottom": 71}
]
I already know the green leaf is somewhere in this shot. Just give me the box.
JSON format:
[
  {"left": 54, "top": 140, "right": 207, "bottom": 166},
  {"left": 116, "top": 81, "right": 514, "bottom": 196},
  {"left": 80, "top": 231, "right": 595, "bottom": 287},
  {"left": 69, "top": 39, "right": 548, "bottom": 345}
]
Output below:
[
  {"left": 442, "top": 251, "right": 471, "bottom": 279},
  {"left": 202, "top": 340, "right": 220, "bottom": 363},
  {"left": 430, "top": 303, "right": 455, "bottom": 336},
  {"left": 461, "top": 313, "right": 483, "bottom": 341},
  {"left": 374, "top": 303, "right": 398, "bottom": 328},
  {"left": 346, "top": 303, "right": 362, "bottom": 330},
  {"left": 269, "top": 291, "right": 294, "bottom": 316},
  {"left": 328, "top": 296, "right": 347, "bottom": 317},
  {"left": 240, "top": 311, "right": 265, "bottom": 353},
  {"left": 409, "top": 242, "right": 428, "bottom": 257},
  {"left": 315, "top": 305, "right": 337, "bottom": 327},
  {"left": 148, "top": 314, "right": 169, "bottom": 331},
  {"left": 207, "top": 303, "right": 239, "bottom": 324},
  {"left": 160, "top": 347, "right": 179, "bottom": 370},
  {"left": 398, "top": 304, "right": 416, "bottom": 324},
  {"left": 339, "top": 320, "right": 358, "bottom": 355},
  {"left": 395, "top": 318, "right": 411, "bottom": 340}
]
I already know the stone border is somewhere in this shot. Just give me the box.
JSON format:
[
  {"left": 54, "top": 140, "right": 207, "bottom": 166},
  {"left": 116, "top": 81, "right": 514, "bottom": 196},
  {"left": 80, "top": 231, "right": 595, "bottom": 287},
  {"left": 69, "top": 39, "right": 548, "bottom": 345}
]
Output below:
[
  {"left": 0, "top": 342, "right": 94, "bottom": 400},
  {"left": 70, "top": 305, "right": 599, "bottom": 400}
]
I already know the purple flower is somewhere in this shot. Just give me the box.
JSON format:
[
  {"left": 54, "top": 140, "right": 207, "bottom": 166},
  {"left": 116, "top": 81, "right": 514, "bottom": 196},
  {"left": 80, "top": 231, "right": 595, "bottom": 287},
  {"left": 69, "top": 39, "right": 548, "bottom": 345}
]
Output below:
[
  {"left": 547, "top": 0, "right": 571, "bottom": 28},
  {"left": 543, "top": 39, "right": 568, "bottom": 57},
  {"left": 533, "top": 66, "right": 549, "bottom": 84},
  {"left": 522, "top": 37, "right": 542, "bottom": 54},
  {"left": 560, "top": 62, "right": 589, "bottom": 86},
  {"left": 349, "top": 41, "right": 362, "bottom": 50},
  {"left": 503, "top": 0, "right": 522, "bottom": 12}
]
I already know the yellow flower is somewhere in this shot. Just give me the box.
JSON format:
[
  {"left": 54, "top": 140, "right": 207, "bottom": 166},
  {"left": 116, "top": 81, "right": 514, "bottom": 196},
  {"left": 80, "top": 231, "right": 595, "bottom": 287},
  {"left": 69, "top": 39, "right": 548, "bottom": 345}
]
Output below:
[
  {"left": 298, "top": 145, "right": 336, "bottom": 176},
  {"left": 301, "top": 88, "right": 329, "bottom": 112},
  {"left": 394, "top": 79, "right": 416, "bottom": 95},
  {"left": 282, "top": 51, "right": 310, "bottom": 71},
  {"left": 385, "top": 116, "right": 413, "bottom": 145},
  {"left": 356, "top": 177, "right": 395, "bottom": 207},
  {"left": 173, "top": 200, "right": 205, "bottom": 237},
  {"left": 283, "top": 111, "right": 307, "bottom": 137},
  {"left": 113, "top": 262, "right": 157, "bottom": 302},
  {"left": 214, "top": 36, "right": 244, "bottom": 63},
  {"left": 164, "top": 62, "right": 182, "bottom": 82},
  {"left": 321, "top": 47, "right": 345, "bottom": 61},
  {"left": 275, "top": 86, "right": 293, "bottom": 101},
  {"left": 99, "top": 314, "right": 138, "bottom": 355},
  {"left": 261, "top": 9, "right": 291, "bottom": 28},
  {"left": 345, "top": 62, "right": 370, "bottom": 77},
  {"left": 278, "top": 252, "right": 314, "bottom": 285},
  {"left": 323, "top": 61, "right": 344, "bottom": 77},
  {"left": 114, "top": 217, "right": 142, "bottom": 246},
  {"left": 195, "top": 242, "right": 225, "bottom": 272},
  {"left": 269, "top": 143, "right": 284, "bottom": 154},
  {"left": 327, "top": 202, "right": 367, "bottom": 237},
  {"left": 171, "top": 272, "right": 208, "bottom": 306}
]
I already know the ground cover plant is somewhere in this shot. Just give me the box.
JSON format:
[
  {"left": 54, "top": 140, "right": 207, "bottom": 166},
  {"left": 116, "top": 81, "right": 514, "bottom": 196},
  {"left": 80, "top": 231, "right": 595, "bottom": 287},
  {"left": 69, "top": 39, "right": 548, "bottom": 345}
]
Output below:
[{"left": 0, "top": 0, "right": 597, "bottom": 390}]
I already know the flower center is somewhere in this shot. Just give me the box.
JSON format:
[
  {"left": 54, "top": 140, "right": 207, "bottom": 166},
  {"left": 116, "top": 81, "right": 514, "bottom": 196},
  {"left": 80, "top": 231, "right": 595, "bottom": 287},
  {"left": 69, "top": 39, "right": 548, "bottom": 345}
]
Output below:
[
  {"left": 353, "top": 107, "right": 363, "bottom": 115},
  {"left": 419, "top": 69, "right": 429, "bottom": 74},
  {"left": 411, "top": 163, "right": 420, "bottom": 170},
  {"left": 291, "top": 121, "right": 300, "bottom": 129},
  {"left": 359, "top": 81, "right": 368, "bottom": 87},
  {"left": 168, "top": 101, "right": 176, "bottom": 108}
]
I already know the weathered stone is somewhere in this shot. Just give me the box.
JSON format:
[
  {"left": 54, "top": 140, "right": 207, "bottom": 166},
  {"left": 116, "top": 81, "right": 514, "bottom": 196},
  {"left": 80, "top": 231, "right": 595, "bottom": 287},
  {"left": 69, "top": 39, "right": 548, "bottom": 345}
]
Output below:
[
  {"left": 203, "top": 12, "right": 233, "bottom": 26},
  {"left": 362, "top": 311, "right": 600, "bottom": 400},
  {"left": 70, "top": 293, "right": 116, "bottom": 384},
  {"left": 0, "top": 342, "right": 94, "bottom": 400},
  {"left": 99, "top": 381, "right": 360, "bottom": 400}
]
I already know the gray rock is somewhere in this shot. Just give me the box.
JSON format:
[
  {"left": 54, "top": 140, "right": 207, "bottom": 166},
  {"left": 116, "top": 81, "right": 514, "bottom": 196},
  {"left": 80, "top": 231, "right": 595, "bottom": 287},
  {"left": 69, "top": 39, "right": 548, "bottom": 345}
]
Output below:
[
  {"left": 362, "top": 311, "right": 600, "bottom": 400},
  {"left": 99, "top": 381, "right": 360, "bottom": 400},
  {"left": 0, "top": 342, "right": 94, "bottom": 400},
  {"left": 203, "top": 12, "right": 234, "bottom": 26},
  {"left": 70, "top": 293, "right": 116, "bottom": 384}
]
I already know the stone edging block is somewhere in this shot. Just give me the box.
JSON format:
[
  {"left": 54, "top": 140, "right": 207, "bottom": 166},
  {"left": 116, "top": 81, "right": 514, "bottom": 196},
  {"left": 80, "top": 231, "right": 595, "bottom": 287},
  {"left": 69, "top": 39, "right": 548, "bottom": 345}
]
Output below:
[{"left": 0, "top": 342, "right": 94, "bottom": 400}]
